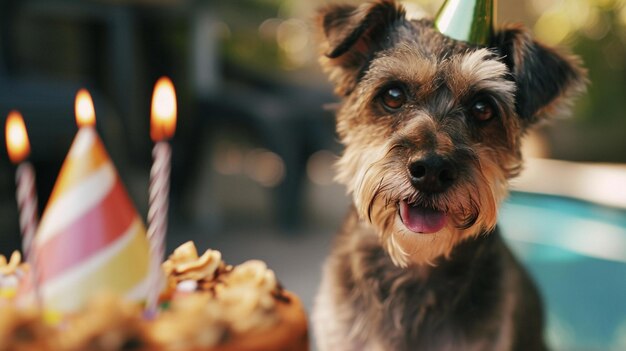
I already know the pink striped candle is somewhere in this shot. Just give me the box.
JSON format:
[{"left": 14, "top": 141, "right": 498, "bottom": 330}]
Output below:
[
  {"left": 5, "top": 111, "right": 42, "bottom": 305},
  {"left": 146, "top": 77, "right": 177, "bottom": 313},
  {"left": 5, "top": 111, "right": 38, "bottom": 253}
]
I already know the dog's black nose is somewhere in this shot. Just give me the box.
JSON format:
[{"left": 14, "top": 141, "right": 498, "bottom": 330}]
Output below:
[{"left": 408, "top": 155, "right": 458, "bottom": 193}]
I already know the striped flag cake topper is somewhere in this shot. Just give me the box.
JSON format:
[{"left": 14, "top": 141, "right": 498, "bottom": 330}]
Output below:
[{"left": 20, "top": 91, "right": 153, "bottom": 312}]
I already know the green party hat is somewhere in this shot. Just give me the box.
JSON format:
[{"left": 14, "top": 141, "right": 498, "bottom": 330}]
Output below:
[{"left": 434, "top": 0, "right": 496, "bottom": 46}]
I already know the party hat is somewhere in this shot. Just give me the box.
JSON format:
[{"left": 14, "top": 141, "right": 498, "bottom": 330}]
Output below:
[
  {"left": 20, "top": 127, "right": 151, "bottom": 312},
  {"left": 434, "top": 0, "right": 496, "bottom": 46}
]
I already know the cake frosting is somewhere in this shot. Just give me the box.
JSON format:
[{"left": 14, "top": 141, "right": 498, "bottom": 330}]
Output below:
[
  {"left": 0, "top": 251, "right": 27, "bottom": 300},
  {"left": 154, "top": 241, "right": 306, "bottom": 350}
]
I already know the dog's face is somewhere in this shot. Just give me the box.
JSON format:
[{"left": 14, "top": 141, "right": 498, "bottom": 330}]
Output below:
[{"left": 318, "top": 0, "right": 586, "bottom": 267}]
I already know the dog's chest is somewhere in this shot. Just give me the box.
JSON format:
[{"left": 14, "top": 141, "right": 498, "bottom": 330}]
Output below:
[
  {"left": 338, "top": 229, "right": 506, "bottom": 350},
  {"left": 315, "top": 279, "right": 505, "bottom": 351},
  {"left": 352, "top": 281, "right": 502, "bottom": 350}
]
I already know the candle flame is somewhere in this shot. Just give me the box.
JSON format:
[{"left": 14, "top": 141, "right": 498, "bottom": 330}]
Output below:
[
  {"left": 150, "top": 77, "right": 177, "bottom": 142},
  {"left": 75, "top": 89, "right": 96, "bottom": 127},
  {"left": 5, "top": 110, "right": 31, "bottom": 164}
]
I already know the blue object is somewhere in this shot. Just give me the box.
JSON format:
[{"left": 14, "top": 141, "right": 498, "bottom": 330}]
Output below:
[{"left": 500, "top": 192, "right": 626, "bottom": 350}]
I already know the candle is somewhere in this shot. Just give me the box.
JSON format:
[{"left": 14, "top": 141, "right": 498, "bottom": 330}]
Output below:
[
  {"left": 5, "top": 111, "right": 38, "bottom": 266},
  {"left": 4, "top": 110, "right": 42, "bottom": 305},
  {"left": 146, "top": 77, "right": 177, "bottom": 313}
]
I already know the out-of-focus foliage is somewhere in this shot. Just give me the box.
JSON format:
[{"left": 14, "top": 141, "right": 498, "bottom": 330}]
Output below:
[{"left": 521, "top": 0, "right": 626, "bottom": 126}]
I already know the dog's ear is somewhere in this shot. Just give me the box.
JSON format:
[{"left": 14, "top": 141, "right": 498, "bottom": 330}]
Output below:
[
  {"left": 317, "top": 0, "right": 405, "bottom": 96},
  {"left": 493, "top": 25, "right": 587, "bottom": 125}
]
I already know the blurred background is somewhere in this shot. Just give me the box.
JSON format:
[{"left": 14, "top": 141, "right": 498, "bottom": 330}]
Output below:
[{"left": 0, "top": 0, "right": 625, "bottom": 350}]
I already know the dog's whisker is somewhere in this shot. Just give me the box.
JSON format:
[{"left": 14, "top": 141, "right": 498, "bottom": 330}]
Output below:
[{"left": 367, "top": 176, "right": 386, "bottom": 222}]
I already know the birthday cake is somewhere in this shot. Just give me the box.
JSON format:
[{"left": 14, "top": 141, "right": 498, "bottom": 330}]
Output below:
[
  {"left": 1, "top": 85, "right": 309, "bottom": 350},
  {"left": 0, "top": 243, "right": 309, "bottom": 351}
]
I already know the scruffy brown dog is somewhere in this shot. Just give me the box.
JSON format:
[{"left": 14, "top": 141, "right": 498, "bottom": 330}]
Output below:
[{"left": 313, "top": 1, "right": 586, "bottom": 350}]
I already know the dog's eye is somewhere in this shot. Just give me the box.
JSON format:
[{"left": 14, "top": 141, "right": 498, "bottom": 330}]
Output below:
[
  {"left": 471, "top": 100, "right": 494, "bottom": 121},
  {"left": 380, "top": 87, "right": 406, "bottom": 111}
]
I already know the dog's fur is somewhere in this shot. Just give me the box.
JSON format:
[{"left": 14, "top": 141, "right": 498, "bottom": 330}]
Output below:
[{"left": 312, "top": 1, "right": 586, "bottom": 350}]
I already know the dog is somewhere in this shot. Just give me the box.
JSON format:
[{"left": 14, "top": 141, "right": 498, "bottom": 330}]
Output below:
[{"left": 312, "top": 1, "right": 586, "bottom": 350}]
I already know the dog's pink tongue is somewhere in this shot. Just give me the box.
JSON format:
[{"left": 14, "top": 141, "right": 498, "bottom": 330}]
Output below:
[{"left": 400, "top": 201, "right": 447, "bottom": 234}]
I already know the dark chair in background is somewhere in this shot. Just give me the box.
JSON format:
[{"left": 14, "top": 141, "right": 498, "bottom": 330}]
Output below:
[{"left": 0, "top": 0, "right": 338, "bottom": 257}]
